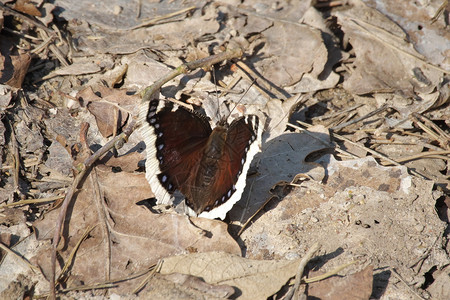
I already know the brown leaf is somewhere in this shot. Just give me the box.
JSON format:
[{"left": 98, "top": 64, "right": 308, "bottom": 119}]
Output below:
[
  {"left": 307, "top": 265, "right": 373, "bottom": 300},
  {"left": 13, "top": 0, "right": 42, "bottom": 17},
  {"left": 159, "top": 251, "right": 302, "bottom": 300},
  {"left": 141, "top": 273, "right": 234, "bottom": 299},
  {"left": 77, "top": 86, "right": 140, "bottom": 137},
  {"left": 0, "top": 38, "right": 31, "bottom": 88},
  {"left": 334, "top": 2, "right": 444, "bottom": 96},
  {"left": 32, "top": 165, "right": 240, "bottom": 293}
]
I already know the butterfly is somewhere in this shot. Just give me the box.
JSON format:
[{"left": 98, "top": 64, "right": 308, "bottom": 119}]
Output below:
[{"left": 139, "top": 98, "right": 262, "bottom": 220}]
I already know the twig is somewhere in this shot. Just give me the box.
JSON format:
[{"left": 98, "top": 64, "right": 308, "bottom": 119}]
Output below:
[
  {"left": 0, "top": 195, "right": 63, "bottom": 208},
  {"left": 133, "top": 259, "right": 163, "bottom": 294},
  {"left": 430, "top": 0, "right": 449, "bottom": 24},
  {"left": 303, "top": 260, "right": 358, "bottom": 283},
  {"left": 235, "top": 61, "right": 289, "bottom": 100},
  {"left": 7, "top": 117, "right": 21, "bottom": 196},
  {"left": 390, "top": 267, "right": 426, "bottom": 300},
  {"left": 37, "top": 28, "right": 69, "bottom": 67},
  {"left": 292, "top": 242, "right": 320, "bottom": 300},
  {"left": 411, "top": 113, "right": 450, "bottom": 148},
  {"left": 57, "top": 225, "right": 98, "bottom": 285},
  {"left": 141, "top": 47, "right": 244, "bottom": 103},
  {"left": 393, "top": 150, "right": 450, "bottom": 164}
]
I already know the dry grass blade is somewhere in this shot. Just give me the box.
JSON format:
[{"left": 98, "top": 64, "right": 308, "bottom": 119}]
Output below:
[
  {"left": 411, "top": 113, "right": 450, "bottom": 148},
  {"left": 132, "top": 260, "right": 163, "bottom": 294},
  {"left": 235, "top": 61, "right": 288, "bottom": 100},
  {"left": 331, "top": 104, "right": 388, "bottom": 131},
  {"left": 0, "top": 196, "right": 63, "bottom": 209},
  {"left": 393, "top": 150, "right": 450, "bottom": 164},
  {"left": 303, "top": 260, "right": 358, "bottom": 283},
  {"left": 0, "top": 241, "right": 39, "bottom": 272},
  {"left": 57, "top": 225, "right": 98, "bottom": 285},
  {"left": 125, "top": 6, "right": 197, "bottom": 31}
]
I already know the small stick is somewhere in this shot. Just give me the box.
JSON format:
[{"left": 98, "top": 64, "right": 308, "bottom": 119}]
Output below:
[
  {"left": 390, "top": 267, "right": 426, "bottom": 300},
  {"left": 0, "top": 195, "right": 63, "bottom": 208},
  {"left": 291, "top": 242, "right": 320, "bottom": 300},
  {"left": 7, "top": 118, "right": 21, "bottom": 196},
  {"left": 141, "top": 47, "right": 244, "bottom": 103},
  {"left": 393, "top": 150, "right": 450, "bottom": 164},
  {"left": 411, "top": 113, "right": 450, "bottom": 147}
]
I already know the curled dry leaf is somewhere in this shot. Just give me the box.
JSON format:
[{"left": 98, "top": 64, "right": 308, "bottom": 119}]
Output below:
[{"left": 159, "top": 251, "right": 302, "bottom": 300}]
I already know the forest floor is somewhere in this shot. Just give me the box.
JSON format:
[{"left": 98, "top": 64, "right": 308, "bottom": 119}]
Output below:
[{"left": 0, "top": 0, "right": 449, "bottom": 299}]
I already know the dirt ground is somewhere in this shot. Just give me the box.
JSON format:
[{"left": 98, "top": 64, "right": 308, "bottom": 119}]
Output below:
[{"left": 0, "top": 0, "right": 449, "bottom": 299}]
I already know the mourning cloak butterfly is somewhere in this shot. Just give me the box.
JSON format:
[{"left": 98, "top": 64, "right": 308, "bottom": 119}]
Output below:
[{"left": 139, "top": 98, "right": 262, "bottom": 220}]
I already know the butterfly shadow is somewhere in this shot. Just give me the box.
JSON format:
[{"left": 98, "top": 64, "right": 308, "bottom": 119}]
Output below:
[{"left": 228, "top": 129, "right": 333, "bottom": 230}]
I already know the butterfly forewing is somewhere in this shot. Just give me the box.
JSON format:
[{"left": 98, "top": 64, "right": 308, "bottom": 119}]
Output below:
[{"left": 143, "top": 100, "right": 211, "bottom": 202}]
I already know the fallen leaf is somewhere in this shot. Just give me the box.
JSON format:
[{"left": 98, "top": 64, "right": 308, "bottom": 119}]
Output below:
[
  {"left": 33, "top": 165, "right": 240, "bottom": 293},
  {"left": 0, "top": 38, "right": 31, "bottom": 88},
  {"left": 77, "top": 86, "right": 140, "bottom": 138},
  {"left": 307, "top": 265, "right": 373, "bottom": 300},
  {"left": 334, "top": 0, "right": 445, "bottom": 96},
  {"left": 230, "top": 125, "right": 331, "bottom": 221},
  {"left": 13, "top": 0, "right": 42, "bottom": 17},
  {"left": 159, "top": 251, "right": 302, "bottom": 300}
]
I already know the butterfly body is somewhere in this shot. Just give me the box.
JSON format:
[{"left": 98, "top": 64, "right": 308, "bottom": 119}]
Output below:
[{"left": 140, "top": 98, "right": 262, "bottom": 219}]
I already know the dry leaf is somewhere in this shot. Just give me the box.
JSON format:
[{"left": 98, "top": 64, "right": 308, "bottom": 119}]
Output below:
[
  {"left": 159, "top": 251, "right": 302, "bottom": 300},
  {"left": 334, "top": 0, "right": 445, "bottom": 96},
  {"left": 230, "top": 125, "right": 331, "bottom": 221},
  {"left": 307, "top": 265, "right": 373, "bottom": 300},
  {"left": 33, "top": 165, "right": 240, "bottom": 293},
  {"left": 0, "top": 38, "right": 31, "bottom": 88},
  {"left": 77, "top": 86, "right": 140, "bottom": 137},
  {"left": 13, "top": 0, "right": 42, "bottom": 17}
]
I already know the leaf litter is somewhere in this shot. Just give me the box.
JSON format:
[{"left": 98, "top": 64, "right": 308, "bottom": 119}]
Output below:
[{"left": 0, "top": 0, "right": 449, "bottom": 299}]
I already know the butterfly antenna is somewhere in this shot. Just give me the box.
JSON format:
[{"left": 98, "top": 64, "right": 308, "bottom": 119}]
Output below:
[
  {"left": 212, "top": 65, "right": 256, "bottom": 121},
  {"left": 211, "top": 65, "right": 222, "bottom": 121},
  {"left": 226, "top": 78, "right": 256, "bottom": 119}
]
